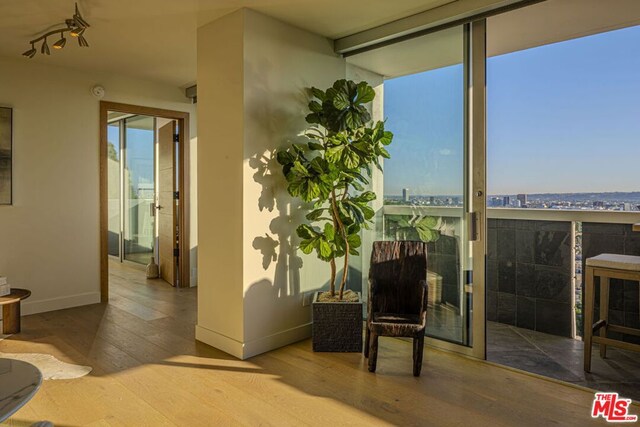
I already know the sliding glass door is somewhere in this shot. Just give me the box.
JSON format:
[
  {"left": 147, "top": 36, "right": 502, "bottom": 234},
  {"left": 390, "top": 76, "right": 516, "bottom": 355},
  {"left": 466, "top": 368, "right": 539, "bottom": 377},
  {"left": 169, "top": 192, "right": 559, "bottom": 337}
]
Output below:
[{"left": 346, "top": 21, "right": 487, "bottom": 357}]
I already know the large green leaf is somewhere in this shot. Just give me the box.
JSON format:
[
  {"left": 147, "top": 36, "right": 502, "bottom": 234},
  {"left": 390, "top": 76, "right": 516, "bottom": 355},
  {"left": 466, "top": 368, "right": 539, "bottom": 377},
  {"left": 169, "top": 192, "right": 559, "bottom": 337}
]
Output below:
[
  {"left": 306, "top": 209, "right": 325, "bottom": 221},
  {"left": 325, "top": 145, "right": 345, "bottom": 164},
  {"left": 333, "top": 91, "right": 350, "bottom": 110},
  {"left": 347, "top": 233, "right": 361, "bottom": 248},
  {"left": 308, "top": 100, "right": 322, "bottom": 113},
  {"left": 310, "top": 87, "right": 326, "bottom": 101},
  {"left": 324, "top": 223, "right": 335, "bottom": 241},
  {"left": 356, "top": 81, "right": 375, "bottom": 104},
  {"left": 343, "top": 148, "right": 360, "bottom": 169},
  {"left": 318, "top": 239, "right": 332, "bottom": 258},
  {"left": 299, "top": 239, "right": 315, "bottom": 254},
  {"left": 308, "top": 142, "right": 324, "bottom": 151},
  {"left": 297, "top": 224, "right": 316, "bottom": 239}
]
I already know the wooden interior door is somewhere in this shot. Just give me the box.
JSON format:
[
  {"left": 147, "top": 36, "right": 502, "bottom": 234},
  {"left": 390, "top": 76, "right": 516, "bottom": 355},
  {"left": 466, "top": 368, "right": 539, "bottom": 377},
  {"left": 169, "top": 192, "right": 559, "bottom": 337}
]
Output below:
[{"left": 157, "top": 121, "right": 178, "bottom": 286}]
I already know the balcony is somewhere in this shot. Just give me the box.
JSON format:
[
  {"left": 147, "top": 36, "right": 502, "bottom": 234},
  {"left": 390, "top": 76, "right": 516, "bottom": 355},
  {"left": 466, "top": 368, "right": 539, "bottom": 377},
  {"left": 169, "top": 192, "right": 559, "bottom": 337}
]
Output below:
[{"left": 379, "top": 205, "right": 640, "bottom": 399}]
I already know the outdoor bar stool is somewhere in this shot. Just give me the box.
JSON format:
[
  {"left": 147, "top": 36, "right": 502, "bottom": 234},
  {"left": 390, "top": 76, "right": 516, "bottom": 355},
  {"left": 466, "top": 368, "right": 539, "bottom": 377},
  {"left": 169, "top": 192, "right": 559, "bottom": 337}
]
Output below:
[{"left": 583, "top": 253, "right": 640, "bottom": 372}]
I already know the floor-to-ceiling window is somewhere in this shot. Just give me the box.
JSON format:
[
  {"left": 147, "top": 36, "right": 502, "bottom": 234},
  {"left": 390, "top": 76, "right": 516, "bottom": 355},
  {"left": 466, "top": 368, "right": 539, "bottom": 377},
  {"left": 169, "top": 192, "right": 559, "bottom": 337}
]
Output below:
[{"left": 346, "top": 24, "right": 484, "bottom": 351}]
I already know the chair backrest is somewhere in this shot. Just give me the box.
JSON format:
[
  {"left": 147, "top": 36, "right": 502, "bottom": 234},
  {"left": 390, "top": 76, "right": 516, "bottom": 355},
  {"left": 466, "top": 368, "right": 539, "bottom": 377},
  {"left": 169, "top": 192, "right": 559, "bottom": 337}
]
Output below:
[{"left": 369, "top": 241, "right": 427, "bottom": 315}]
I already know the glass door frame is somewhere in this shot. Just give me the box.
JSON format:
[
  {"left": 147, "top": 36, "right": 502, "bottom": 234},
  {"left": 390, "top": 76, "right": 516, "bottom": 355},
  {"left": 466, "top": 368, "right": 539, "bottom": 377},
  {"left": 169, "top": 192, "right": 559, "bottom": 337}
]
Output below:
[
  {"left": 423, "top": 19, "right": 487, "bottom": 359},
  {"left": 108, "top": 114, "right": 158, "bottom": 267}
]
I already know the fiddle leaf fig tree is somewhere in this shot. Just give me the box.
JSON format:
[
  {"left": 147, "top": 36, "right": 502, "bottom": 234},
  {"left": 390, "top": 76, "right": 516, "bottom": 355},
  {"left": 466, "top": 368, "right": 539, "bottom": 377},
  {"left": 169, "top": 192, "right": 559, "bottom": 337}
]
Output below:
[{"left": 276, "top": 79, "right": 393, "bottom": 300}]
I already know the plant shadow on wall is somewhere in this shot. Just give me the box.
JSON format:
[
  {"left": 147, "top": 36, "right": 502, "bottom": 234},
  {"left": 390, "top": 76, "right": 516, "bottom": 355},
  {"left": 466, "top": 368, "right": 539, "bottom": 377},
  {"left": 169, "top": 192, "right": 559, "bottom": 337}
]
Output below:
[{"left": 244, "top": 57, "right": 309, "bottom": 330}]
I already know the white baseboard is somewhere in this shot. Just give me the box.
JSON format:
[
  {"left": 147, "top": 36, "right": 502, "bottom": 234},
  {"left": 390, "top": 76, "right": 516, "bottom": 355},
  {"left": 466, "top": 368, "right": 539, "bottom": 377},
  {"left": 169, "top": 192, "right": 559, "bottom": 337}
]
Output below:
[
  {"left": 243, "top": 323, "right": 311, "bottom": 359},
  {"left": 195, "top": 322, "right": 312, "bottom": 360},
  {"left": 20, "top": 292, "right": 101, "bottom": 316},
  {"left": 195, "top": 325, "right": 245, "bottom": 359}
]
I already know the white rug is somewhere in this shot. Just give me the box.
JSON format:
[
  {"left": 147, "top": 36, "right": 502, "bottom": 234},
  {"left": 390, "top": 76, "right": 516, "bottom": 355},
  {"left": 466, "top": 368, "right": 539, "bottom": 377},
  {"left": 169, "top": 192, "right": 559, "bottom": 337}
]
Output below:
[
  {"left": 0, "top": 351, "right": 92, "bottom": 380},
  {"left": 0, "top": 333, "right": 92, "bottom": 380}
]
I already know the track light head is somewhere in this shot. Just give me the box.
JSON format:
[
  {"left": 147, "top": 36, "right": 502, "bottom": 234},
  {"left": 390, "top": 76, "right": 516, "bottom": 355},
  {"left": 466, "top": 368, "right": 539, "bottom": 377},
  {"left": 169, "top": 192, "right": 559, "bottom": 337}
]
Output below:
[
  {"left": 41, "top": 38, "right": 50, "bottom": 55},
  {"left": 70, "top": 26, "right": 85, "bottom": 37},
  {"left": 53, "top": 33, "right": 66, "bottom": 49},
  {"left": 22, "top": 44, "right": 36, "bottom": 58},
  {"left": 78, "top": 34, "right": 89, "bottom": 47}
]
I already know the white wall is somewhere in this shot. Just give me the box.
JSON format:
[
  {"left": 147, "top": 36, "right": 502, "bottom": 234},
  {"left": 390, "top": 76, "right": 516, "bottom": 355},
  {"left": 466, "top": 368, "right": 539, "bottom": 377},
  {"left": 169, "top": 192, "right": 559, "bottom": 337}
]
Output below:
[
  {"left": 242, "top": 9, "right": 346, "bottom": 355},
  {"left": 0, "top": 57, "right": 197, "bottom": 316},
  {"left": 197, "top": 8, "right": 346, "bottom": 359}
]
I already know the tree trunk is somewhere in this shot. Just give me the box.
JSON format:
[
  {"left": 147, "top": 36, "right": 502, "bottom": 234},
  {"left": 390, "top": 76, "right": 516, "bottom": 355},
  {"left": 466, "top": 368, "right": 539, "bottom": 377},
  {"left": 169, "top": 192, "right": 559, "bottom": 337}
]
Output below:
[
  {"left": 329, "top": 258, "right": 336, "bottom": 296},
  {"left": 330, "top": 189, "right": 349, "bottom": 300}
]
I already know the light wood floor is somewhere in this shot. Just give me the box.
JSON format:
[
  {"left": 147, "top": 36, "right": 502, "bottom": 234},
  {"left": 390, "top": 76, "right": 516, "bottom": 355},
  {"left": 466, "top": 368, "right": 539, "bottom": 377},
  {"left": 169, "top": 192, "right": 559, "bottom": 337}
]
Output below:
[{"left": 0, "top": 263, "right": 628, "bottom": 426}]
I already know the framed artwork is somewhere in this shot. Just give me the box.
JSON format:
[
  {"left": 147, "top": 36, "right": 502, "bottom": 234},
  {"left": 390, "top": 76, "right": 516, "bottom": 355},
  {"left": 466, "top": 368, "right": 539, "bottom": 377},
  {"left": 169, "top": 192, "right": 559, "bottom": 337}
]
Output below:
[{"left": 0, "top": 107, "right": 11, "bottom": 205}]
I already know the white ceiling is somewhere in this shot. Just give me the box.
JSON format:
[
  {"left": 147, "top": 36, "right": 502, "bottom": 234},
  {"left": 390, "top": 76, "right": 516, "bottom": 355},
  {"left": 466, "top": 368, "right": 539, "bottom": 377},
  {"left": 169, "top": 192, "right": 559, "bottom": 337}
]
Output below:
[
  {"left": 0, "top": 0, "right": 453, "bottom": 87},
  {"left": 347, "top": 0, "right": 640, "bottom": 79}
]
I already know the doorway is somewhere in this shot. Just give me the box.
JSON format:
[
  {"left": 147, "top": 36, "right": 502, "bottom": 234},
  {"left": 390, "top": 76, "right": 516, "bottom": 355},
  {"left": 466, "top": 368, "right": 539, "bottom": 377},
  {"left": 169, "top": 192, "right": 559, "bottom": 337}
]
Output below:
[{"left": 100, "top": 102, "right": 190, "bottom": 300}]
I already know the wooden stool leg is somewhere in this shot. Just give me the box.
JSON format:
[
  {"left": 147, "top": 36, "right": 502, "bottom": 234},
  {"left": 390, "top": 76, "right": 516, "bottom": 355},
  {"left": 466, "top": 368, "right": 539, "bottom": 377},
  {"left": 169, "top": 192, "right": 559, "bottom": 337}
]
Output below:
[
  {"left": 599, "top": 276, "right": 610, "bottom": 359},
  {"left": 2, "top": 302, "right": 21, "bottom": 334},
  {"left": 583, "top": 266, "right": 595, "bottom": 372},
  {"left": 368, "top": 332, "right": 378, "bottom": 373}
]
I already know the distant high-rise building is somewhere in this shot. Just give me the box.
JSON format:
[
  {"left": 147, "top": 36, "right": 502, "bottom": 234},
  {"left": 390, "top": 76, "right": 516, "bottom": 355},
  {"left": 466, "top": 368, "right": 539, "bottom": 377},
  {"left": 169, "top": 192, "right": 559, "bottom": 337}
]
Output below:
[
  {"left": 402, "top": 188, "right": 410, "bottom": 203},
  {"left": 593, "top": 201, "right": 604, "bottom": 208},
  {"left": 429, "top": 196, "right": 435, "bottom": 205},
  {"left": 514, "top": 200, "right": 522, "bottom": 208},
  {"left": 623, "top": 202, "right": 632, "bottom": 211},
  {"left": 503, "top": 196, "right": 510, "bottom": 207},
  {"left": 517, "top": 194, "right": 528, "bottom": 207}
]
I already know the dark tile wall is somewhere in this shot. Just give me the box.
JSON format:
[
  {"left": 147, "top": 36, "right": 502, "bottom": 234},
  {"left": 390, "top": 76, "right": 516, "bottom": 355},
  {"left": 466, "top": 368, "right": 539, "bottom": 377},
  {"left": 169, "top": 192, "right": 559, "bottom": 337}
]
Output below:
[
  {"left": 487, "top": 219, "right": 573, "bottom": 337},
  {"left": 582, "top": 223, "right": 640, "bottom": 345}
]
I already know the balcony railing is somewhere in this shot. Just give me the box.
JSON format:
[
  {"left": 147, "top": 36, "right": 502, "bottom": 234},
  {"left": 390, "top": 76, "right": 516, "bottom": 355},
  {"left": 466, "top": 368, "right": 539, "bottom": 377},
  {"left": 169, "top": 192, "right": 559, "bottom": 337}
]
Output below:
[{"left": 380, "top": 205, "right": 640, "bottom": 342}]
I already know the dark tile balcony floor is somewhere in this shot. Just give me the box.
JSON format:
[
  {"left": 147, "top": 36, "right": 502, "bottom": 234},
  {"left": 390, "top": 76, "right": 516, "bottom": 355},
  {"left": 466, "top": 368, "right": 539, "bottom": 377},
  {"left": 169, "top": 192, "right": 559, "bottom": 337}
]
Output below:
[{"left": 487, "top": 321, "right": 640, "bottom": 402}]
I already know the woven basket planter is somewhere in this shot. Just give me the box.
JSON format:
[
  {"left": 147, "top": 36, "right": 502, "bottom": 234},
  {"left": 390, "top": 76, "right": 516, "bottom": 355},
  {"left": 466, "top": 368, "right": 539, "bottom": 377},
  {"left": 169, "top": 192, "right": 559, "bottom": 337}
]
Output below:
[{"left": 312, "top": 292, "right": 363, "bottom": 352}]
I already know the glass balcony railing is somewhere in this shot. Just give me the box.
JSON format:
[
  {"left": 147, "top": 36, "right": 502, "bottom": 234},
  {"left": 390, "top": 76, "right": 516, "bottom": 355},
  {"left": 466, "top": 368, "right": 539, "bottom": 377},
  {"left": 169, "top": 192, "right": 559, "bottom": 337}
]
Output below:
[{"left": 378, "top": 206, "right": 640, "bottom": 344}]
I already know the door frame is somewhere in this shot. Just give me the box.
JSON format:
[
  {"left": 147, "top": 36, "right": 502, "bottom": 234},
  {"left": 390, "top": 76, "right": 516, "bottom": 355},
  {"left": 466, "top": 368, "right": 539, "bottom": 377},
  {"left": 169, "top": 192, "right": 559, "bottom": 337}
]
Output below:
[{"left": 99, "top": 101, "right": 191, "bottom": 300}]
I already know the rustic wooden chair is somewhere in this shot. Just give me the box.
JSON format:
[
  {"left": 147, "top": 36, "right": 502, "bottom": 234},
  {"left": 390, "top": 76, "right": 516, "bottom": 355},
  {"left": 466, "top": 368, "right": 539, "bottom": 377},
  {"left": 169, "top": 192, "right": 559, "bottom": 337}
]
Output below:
[{"left": 364, "top": 241, "right": 428, "bottom": 376}]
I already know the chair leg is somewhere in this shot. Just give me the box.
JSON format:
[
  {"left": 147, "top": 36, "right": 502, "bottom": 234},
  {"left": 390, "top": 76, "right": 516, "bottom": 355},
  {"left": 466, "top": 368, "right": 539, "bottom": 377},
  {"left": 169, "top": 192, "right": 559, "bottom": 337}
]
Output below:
[
  {"left": 413, "top": 333, "right": 425, "bottom": 377},
  {"left": 599, "top": 276, "right": 610, "bottom": 359},
  {"left": 584, "top": 266, "right": 595, "bottom": 372},
  {"left": 368, "top": 333, "right": 378, "bottom": 373},
  {"left": 364, "top": 324, "right": 370, "bottom": 358}
]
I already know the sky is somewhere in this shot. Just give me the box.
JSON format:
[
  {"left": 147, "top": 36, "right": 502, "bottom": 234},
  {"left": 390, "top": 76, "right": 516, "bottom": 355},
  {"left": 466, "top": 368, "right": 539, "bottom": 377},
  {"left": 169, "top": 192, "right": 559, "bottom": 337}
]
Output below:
[
  {"left": 108, "top": 122, "right": 155, "bottom": 194},
  {"left": 383, "top": 24, "right": 640, "bottom": 196}
]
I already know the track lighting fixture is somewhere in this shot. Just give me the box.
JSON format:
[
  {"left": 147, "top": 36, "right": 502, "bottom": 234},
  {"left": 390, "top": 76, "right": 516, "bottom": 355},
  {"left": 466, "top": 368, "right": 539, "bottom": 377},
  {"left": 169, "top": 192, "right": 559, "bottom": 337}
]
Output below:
[{"left": 22, "top": 2, "right": 90, "bottom": 58}]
